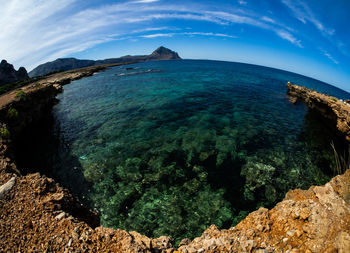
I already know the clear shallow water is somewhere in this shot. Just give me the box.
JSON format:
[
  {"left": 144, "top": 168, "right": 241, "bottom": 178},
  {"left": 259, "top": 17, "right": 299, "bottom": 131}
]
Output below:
[{"left": 48, "top": 60, "right": 349, "bottom": 243}]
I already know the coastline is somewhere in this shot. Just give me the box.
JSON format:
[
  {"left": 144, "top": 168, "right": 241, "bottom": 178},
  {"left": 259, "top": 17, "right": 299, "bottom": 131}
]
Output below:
[{"left": 0, "top": 71, "right": 350, "bottom": 252}]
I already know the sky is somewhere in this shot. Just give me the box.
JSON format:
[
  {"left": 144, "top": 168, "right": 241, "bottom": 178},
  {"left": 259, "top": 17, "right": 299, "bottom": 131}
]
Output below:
[{"left": 0, "top": 0, "right": 349, "bottom": 91}]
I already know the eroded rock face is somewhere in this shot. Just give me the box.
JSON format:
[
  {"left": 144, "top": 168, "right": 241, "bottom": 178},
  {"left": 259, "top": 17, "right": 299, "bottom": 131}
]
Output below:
[
  {"left": 287, "top": 82, "right": 350, "bottom": 142},
  {"left": 1, "top": 167, "right": 347, "bottom": 252},
  {"left": 177, "top": 169, "right": 350, "bottom": 252}
]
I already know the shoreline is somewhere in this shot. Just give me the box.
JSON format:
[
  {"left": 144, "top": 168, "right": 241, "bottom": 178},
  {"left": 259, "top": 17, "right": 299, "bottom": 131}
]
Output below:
[{"left": 0, "top": 72, "right": 350, "bottom": 251}]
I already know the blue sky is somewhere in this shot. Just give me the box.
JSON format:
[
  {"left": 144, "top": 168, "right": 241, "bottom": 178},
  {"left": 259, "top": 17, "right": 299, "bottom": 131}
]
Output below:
[{"left": 1, "top": 0, "right": 349, "bottom": 91}]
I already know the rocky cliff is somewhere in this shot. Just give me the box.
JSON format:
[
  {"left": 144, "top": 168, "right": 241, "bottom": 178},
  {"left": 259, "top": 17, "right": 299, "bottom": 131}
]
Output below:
[
  {"left": 0, "top": 60, "right": 28, "bottom": 86},
  {"left": 0, "top": 77, "right": 349, "bottom": 252},
  {"left": 287, "top": 82, "right": 350, "bottom": 142},
  {"left": 29, "top": 46, "right": 181, "bottom": 77}
]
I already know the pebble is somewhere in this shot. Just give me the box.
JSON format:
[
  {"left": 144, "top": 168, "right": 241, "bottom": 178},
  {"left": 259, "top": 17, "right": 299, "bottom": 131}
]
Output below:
[
  {"left": 55, "top": 212, "right": 65, "bottom": 220},
  {"left": 286, "top": 230, "right": 295, "bottom": 237}
]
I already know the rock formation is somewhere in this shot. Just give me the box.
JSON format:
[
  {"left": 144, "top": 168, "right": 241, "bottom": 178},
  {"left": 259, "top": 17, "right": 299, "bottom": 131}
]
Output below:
[
  {"left": 287, "top": 82, "right": 350, "bottom": 142},
  {"left": 0, "top": 60, "right": 29, "bottom": 85},
  {"left": 0, "top": 74, "right": 349, "bottom": 252},
  {"left": 29, "top": 46, "right": 181, "bottom": 77},
  {"left": 148, "top": 46, "right": 181, "bottom": 60}
]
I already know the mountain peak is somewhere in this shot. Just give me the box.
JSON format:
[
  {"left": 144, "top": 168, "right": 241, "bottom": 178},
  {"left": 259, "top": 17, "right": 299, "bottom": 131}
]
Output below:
[
  {"left": 150, "top": 46, "right": 181, "bottom": 60},
  {"left": 0, "top": 59, "right": 28, "bottom": 85}
]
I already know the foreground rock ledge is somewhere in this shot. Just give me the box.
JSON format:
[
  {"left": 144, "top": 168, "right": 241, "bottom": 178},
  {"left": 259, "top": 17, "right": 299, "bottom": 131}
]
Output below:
[
  {"left": 1, "top": 167, "right": 349, "bottom": 252},
  {"left": 0, "top": 74, "right": 350, "bottom": 252}
]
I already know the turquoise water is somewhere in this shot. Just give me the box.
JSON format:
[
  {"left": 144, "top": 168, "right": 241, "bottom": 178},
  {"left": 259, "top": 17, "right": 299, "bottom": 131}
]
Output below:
[{"left": 49, "top": 60, "right": 349, "bottom": 243}]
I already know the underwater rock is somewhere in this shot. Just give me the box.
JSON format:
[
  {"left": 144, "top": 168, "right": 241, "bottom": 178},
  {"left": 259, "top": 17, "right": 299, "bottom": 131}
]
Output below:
[{"left": 241, "top": 161, "right": 276, "bottom": 202}]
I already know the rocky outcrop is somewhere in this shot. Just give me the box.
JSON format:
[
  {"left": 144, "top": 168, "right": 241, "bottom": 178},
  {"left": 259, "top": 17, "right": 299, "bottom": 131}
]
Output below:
[
  {"left": 177, "top": 169, "right": 350, "bottom": 252},
  {"left": 287, "top": 82, "right": 350, "bottom": 142},
  {"left": 29, "top": 46, "right": 181, "bottom": 77},
  {"left": 1, "top": 158, "right": 349, "bottom": 252},
  {"left": 1, "top": 76, "right": 350, "bottom": 252},
  {"left": 0, "top": 60, "right": 29, "bottom": 85},
  {"left": 148, "top": 46, "right": 181, "bottom": 60}
]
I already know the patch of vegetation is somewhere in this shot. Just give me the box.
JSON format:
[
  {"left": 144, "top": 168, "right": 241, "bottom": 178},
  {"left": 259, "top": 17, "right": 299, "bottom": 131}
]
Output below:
[
  {"left": 0, "top": 76, "right": 43, "bottom": 96},
  {"left": 15, "top": 90, "right": 27, "bottom": 100},
  {"left": 331, "top": 97, "right": 338, "bottom": 102},
  {"left": 7, "top": 107, "right": 19, "bottom": 119},
  {"left": 0, "top": 126, "right": 10, "bottom": 139},
  {"left": 331, "top": 141, "right": 349, "bottom": 175},
  {"left": 45, "top": 69, "right": 65, "bottom": 76}
]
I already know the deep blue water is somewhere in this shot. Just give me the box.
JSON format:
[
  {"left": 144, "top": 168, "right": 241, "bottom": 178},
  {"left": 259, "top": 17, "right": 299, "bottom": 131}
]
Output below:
[{"left": 49, "top": 60, "right": 350, "bottom": 242}]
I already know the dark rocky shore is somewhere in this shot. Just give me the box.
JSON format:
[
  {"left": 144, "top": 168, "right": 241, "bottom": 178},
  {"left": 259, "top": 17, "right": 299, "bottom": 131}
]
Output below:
[
  {"left": 287, "top": 82, "right": 350, "bottom": 143},
  {"left": 0, "top": 71, "right": 350, "bottom": 252}
]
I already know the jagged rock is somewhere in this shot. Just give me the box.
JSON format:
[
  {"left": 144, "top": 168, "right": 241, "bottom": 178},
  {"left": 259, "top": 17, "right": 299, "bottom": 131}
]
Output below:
[{"left": 0, "top": 60, "right": 28, "bottom": 85}]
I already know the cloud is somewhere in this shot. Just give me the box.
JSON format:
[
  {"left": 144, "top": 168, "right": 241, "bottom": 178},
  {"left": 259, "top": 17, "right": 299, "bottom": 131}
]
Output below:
[
  {"left": 281, "top": 0, "right": 335, "bottom": 36},
  {"left": 261, "top": 16, "right": 276, "bottom": 24},
  {"left": 0, "top": 0, "right": 304, "bottom": 70},
  {"left": 321, "top": 50, "right": 339, "bottom": 65},
  {"left": 141, "top": 32, "right": 237, "bottom": 38},
  {"left": 125, "top": 13, "right": 229, "bottom": 25},
  {"left": 132, "top": 0, "right": 160, "bottom": 3},
  {"left": 206, "top": 11, "right": 302, "bottom": 48},
  {"left": 205, "top": 11, "right": 268, "bottom": 28},
  {"left": 131, "top": 27, "right": 176, "bottom": 34},
  {"left": 142, "top": 33, "right": 174, "bottom": 38},
  {"left": 276, "top": 30, "right": 303, "bottom": 48},
  {"left": 238, "top": 0, "right": 247, "bottom": 5}
]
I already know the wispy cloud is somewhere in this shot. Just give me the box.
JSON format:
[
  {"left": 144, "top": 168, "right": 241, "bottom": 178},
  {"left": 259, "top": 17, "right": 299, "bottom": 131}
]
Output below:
[
  {"left": 261, "top": 16, "right": 276, "bottom": 24},
  {"left": 281, "top": 0, "right": 335, "bottom": 36},
  {"left": 133, "top": 0, "right": 160, "bottom": 3},
  {"left": 141, "top": 33, "right": 174, "bottom": 38},
  {"left": 0, "top": 0, "right": 304, "bottom": 70},
  {"left": 238, "top": 0, "right": 247, "bottom": 5},
  {"left": 125, "top": 13, "right": 229, "bottom": 25},
  {"left": 131, "top": 27, "right": 177, "bottom": 34},
  {"left": 141, "top": 32, "right": 237, "bottom": 38},
  {"left": 321, "top": 50, "right": 339, "bottom": 64},
  {"left": 276, "top": 30, "right": 303, "bottom": 48}
]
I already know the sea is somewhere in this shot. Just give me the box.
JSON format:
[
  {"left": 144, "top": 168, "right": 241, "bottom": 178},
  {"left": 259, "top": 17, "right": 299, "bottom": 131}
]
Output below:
[{"left": 29, "top": 60, "right": 350, "bottom": 243}]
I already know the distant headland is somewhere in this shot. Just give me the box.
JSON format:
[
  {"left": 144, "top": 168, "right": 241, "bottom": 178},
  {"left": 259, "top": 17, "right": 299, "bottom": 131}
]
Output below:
[{"left": 28, "top": 46, "right": 181, "bottom": 77}]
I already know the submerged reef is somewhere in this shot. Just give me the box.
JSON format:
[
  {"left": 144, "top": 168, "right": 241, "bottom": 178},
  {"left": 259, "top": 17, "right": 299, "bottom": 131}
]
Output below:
[{"left": 0, "top": 66, "right": 349, "bottom": 252}]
